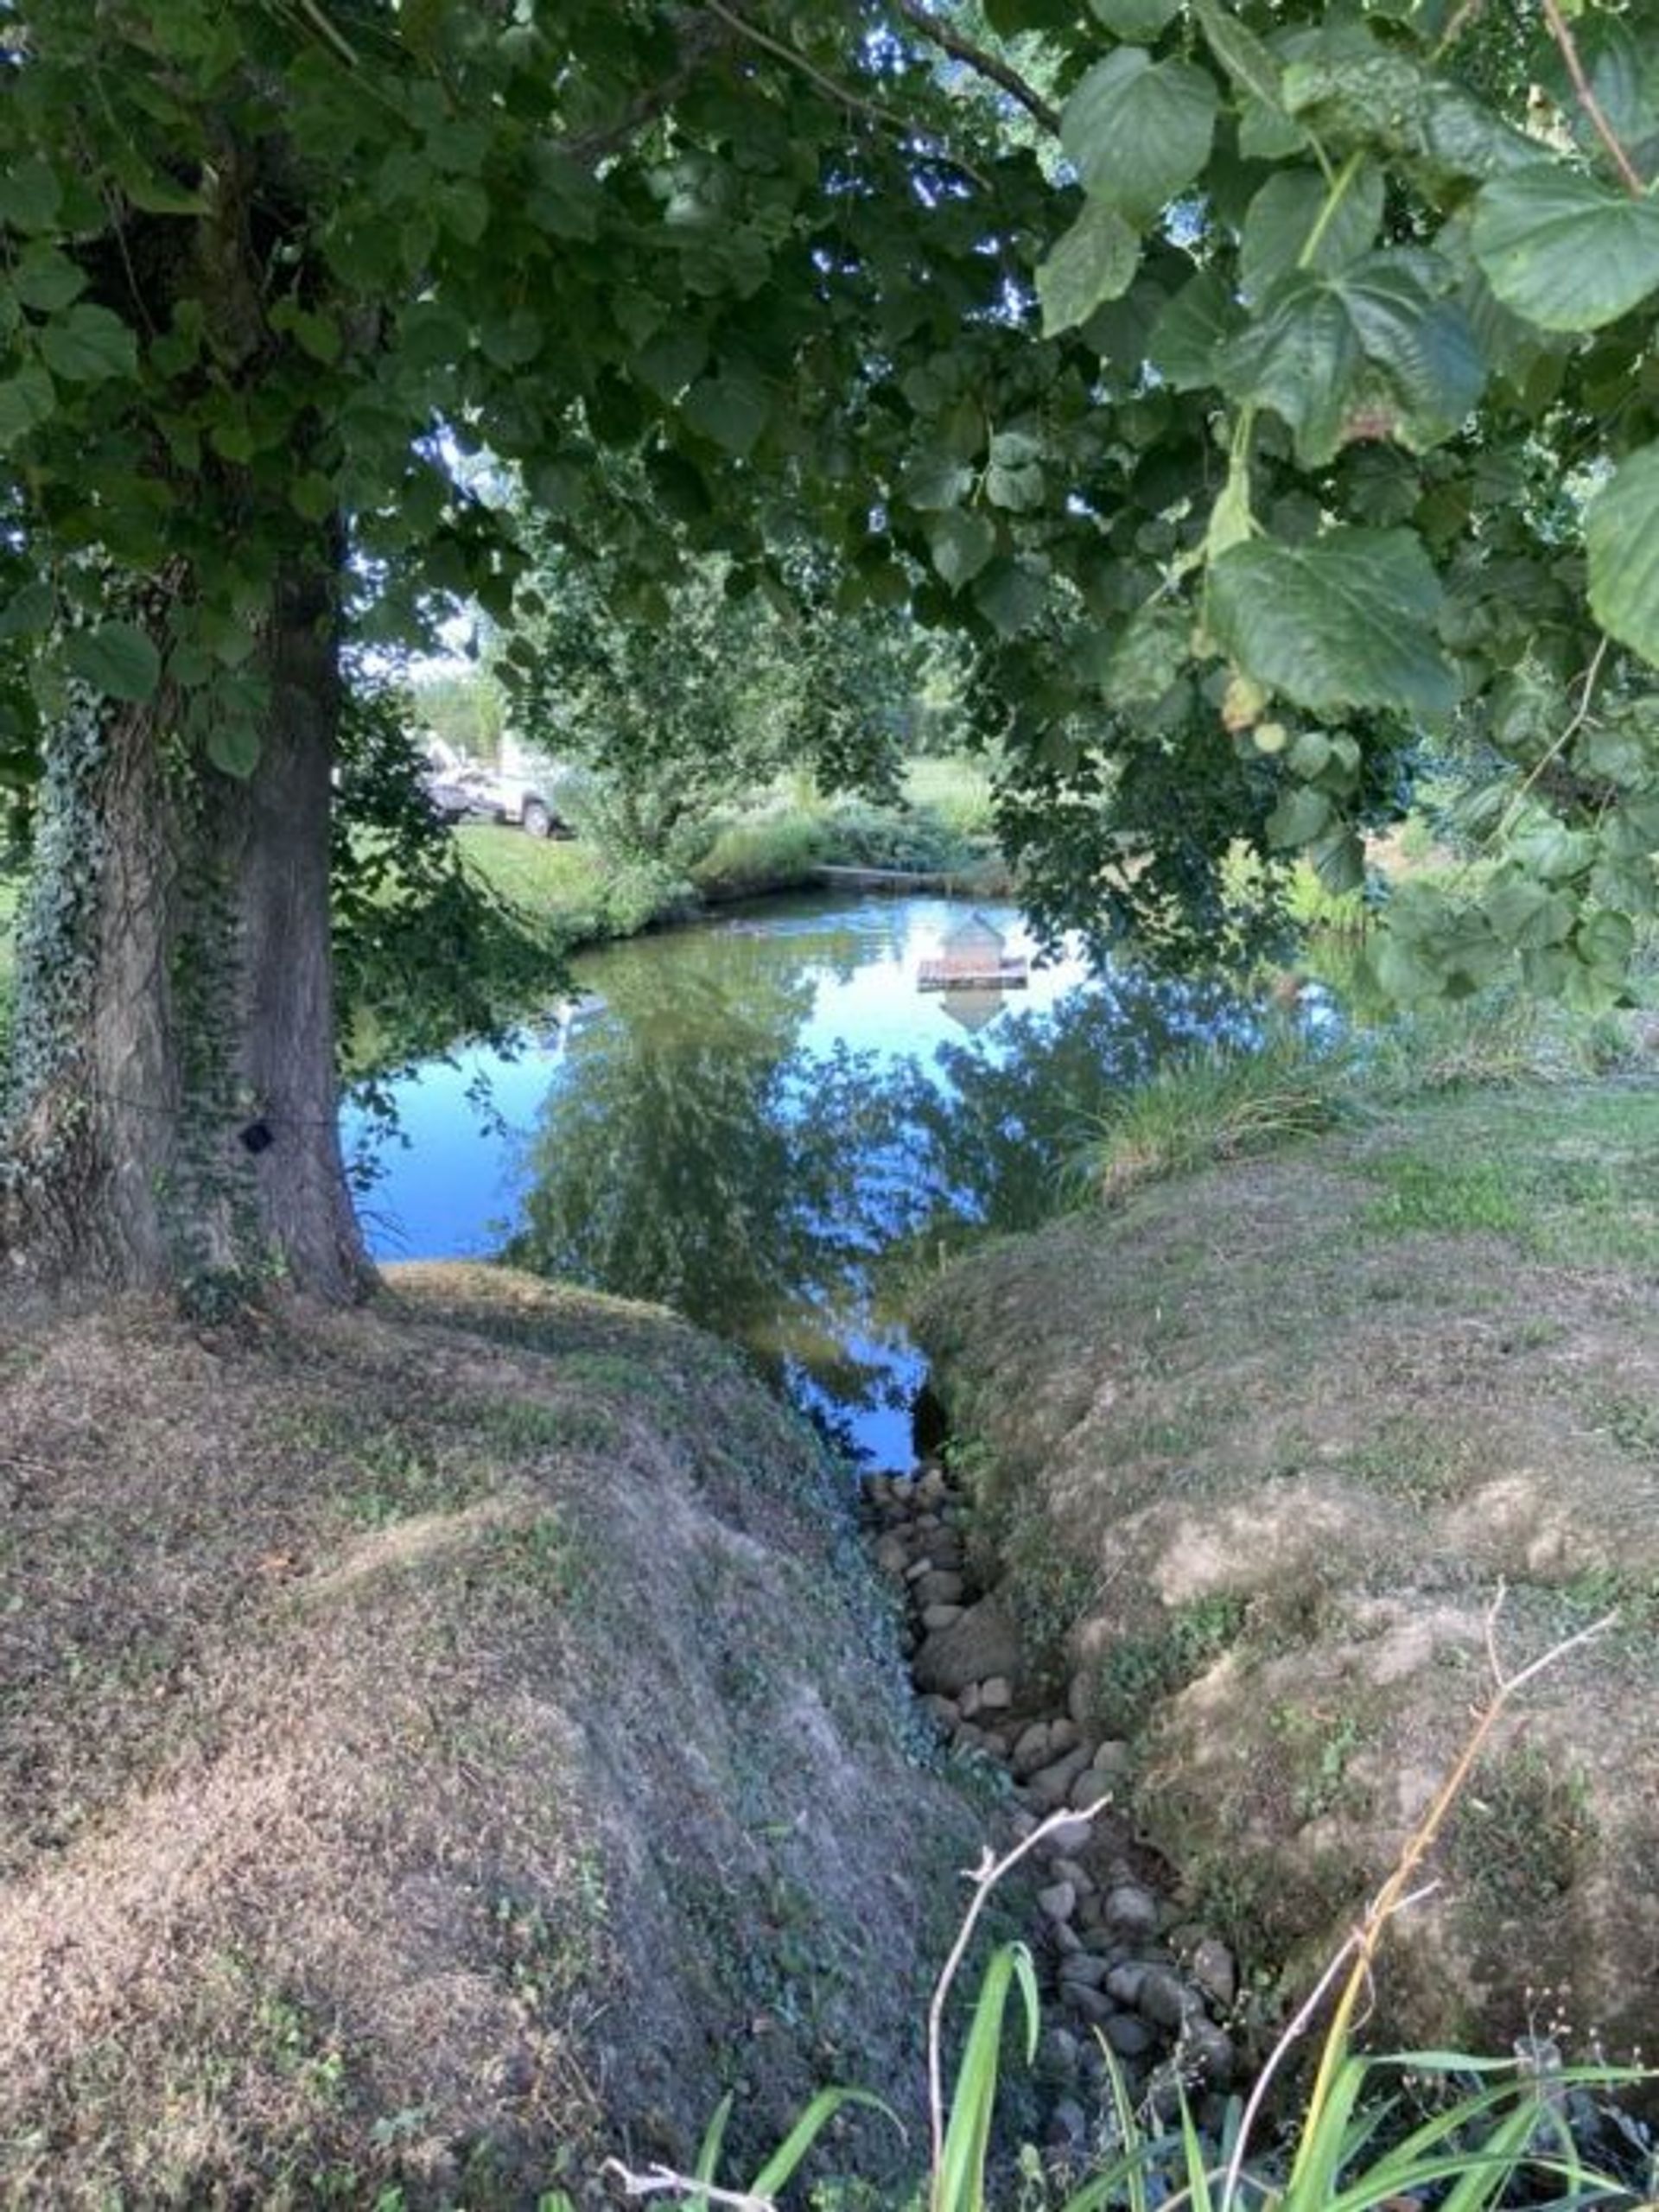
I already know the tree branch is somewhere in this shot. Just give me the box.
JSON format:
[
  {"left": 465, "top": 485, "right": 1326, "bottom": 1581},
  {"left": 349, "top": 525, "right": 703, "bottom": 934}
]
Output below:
[
  {"left": 1539, "top": 0, "right": 1647, "bottom": 197},
  {"left": 704, "top": 1, "right": 992, "bottom": 188},
  {"left": 891, "top": 0, "right": 1061, "bottom": 136}
]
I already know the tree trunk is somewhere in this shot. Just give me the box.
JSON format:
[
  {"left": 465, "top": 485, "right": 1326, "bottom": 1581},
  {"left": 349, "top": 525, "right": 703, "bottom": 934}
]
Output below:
[{"left": 1, "top": 561, "right": 372, "bottom": 1307}]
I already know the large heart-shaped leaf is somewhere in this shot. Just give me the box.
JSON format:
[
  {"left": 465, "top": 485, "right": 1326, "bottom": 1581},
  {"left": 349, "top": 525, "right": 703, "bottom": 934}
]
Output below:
[
  {"left": 1061, "top": 50, "right": 1217, "bottom": 224},
  {"left": 1586, "top": 440, "right": 1659, "bottom": 668},
  {"left": 1471, "top": 168, "right": 1659, "bottom": 331},
  {"left": 1220, "top": 251, "right": 1484, "bottom": 462},
  {"left": 1208, "top": 527, "right": 1455, "bottom": 720},
  {"left": 928, "top": 509, "right": 997, "bottom": 588}
]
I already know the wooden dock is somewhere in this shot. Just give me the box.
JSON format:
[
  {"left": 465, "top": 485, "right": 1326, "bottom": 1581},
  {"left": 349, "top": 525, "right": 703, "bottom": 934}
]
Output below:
[{"left": 918, "top": 957, "right": 1030, "bottom": 993}]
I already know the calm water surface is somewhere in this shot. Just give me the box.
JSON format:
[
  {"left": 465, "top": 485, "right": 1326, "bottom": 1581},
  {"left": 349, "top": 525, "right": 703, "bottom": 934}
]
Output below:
[{"left": 346, "top": 894, "right": 1243, "bottom": 1465}]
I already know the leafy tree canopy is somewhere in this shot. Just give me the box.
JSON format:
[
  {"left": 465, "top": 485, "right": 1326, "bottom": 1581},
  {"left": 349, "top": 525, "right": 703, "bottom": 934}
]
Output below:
[{"left": 2, "top": 0, "right": 1657, "bottom": 1012}]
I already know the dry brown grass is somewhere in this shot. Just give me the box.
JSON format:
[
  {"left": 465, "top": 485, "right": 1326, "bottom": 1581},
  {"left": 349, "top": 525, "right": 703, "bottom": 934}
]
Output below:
[{"left": 0, "top": 1267, "right": 972, "bottom": 2208}]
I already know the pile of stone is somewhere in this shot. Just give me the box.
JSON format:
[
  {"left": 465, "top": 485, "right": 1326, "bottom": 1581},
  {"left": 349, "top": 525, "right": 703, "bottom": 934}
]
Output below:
[{"left": 863, "top": 1462, "right": 1246, "bottom": 2150}]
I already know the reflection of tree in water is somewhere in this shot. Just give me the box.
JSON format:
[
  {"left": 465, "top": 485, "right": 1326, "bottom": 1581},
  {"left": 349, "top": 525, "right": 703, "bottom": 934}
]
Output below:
[
  {"left": 505, "top": 927, "right": 907, "bottom": 1411},
  {"left": 884, "top": 969, "right": 1252, "bottom": 1253},
  {"left": 507, "top": 918, "right": 1251, "bottom": 1435}
]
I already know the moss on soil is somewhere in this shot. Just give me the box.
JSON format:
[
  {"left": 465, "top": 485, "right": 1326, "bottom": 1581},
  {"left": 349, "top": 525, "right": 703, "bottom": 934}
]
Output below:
[
  {"left": 0, "top": 1265, "right": 976, "bottom": 2208},
  {"left": 915, "top": 1082, "right": 1659, "bottom": 2069}
]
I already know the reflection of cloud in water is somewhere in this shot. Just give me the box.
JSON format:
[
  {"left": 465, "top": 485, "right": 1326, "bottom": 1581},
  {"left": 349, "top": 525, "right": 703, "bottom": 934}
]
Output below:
[{"left": 346, "top": 893, "right": 1252, "bottom": 1466}]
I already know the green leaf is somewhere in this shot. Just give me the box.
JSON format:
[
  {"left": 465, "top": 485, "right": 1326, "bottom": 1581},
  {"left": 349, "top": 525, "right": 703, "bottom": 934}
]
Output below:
[
  {"left": 747, "top": 2089, "right": 897, "bottom": 2199},
  {"left": 1586, "top": 441, "right": 1659, "bottom": 668},
  {"left": 14, "top": 250, "right": 86, "bottom": 313},
  {"left": 1147, "top": 268, "right": 1240, "bottom": 389},
  {"left": 39, "top": 305, "right": 137, "bottom": 385},
  {"left": 1267, "top": 784, "right": 1334, "bottom": 848},
  {"left": 1310, "top": 826, "right": 1366, "bottom": 892},
  {"left": 938, "top": 1944, "right": 1039, "bottom": 2212},
  {"left": 289, "top": 473, "right": 336, "bottom": 524},
  {"left": 1037, "top": 200, "right": 1140, "bottom": 336},
  {"left": 1190, "top": 0, "right": 1286, "bottom": 116},
  {"left": 1239, "top": 165, "right": 1384, "bottom": 303},
  {"left": 1208, "top": 527, "right": 1455, "bottom": 720},
  {"left": 634, "top": 327, "right": 709, "bottom": 403},
  {"left": 0, "top": 582, "right": 55, "bottom": 640},
  {"left": 397, "top": 301, "right": 471, "bottom": 374},
  {"left": 1061, "top": 51, "right": 1218, "bottom": 224},
  {"left": 900, "top": 452, "right": 975, "bottom": 512},
  {"left": 116, "top": 162, "right": 207, "bottom": 218},
  {"left": 480, "top": 308, "right": 544, "bottom": 369},
  {"left": 270, "top": 300, "right": 343, "bottom": 365},
  {"left": 682, "top": 372, "right": 769, "bottom": 457},
  {"left": 928, "top": 509, "right": 998, "bottom": 588},
  {"left": 1482, "top": 870, "right": 1575, "bottom": 948},
  {"left": 525, "top": 148, "right": 601, "bottom": 241},
  {"left": 1471, "top": 168, "right": 1659, "bottom": 333},
  {"left": 0, "top": 364, "right": 57, "bottom": 448},
  {"left": 206, "top": 715, "right": 263, "bottom": 779},
  {"left": 976, "top": 556, "right": 1048, "bottom": 634},
  {"left": 1220, "top": 252, "right": 1484, "bottom": 464},
  {"left": 1089, "top": 0, "right": 1179, "bottom": 37},
  {"left": 0, "top": 157, "right": 63, "bottom": 233},
  {"left": 984, "top": 455, "right": 1046, "bottom": 512},
  {"left": 65, "top": 622, "right": 162, "bottom": 703},
  {"left": 437, "top": 179, "right": 490, "bottom": 245}
]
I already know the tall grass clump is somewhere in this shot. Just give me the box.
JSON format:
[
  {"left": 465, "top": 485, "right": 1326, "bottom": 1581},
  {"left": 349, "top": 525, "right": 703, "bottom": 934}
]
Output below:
[
  {"left": 1074, "top": 1027, "right": 1357, "bottom": 1204},
  {"left": 691, "top": 807, "right": 831, "bottom": 897},
  {"left": 594, "top": 1594, "right": 1649, "bottom": 2212}
]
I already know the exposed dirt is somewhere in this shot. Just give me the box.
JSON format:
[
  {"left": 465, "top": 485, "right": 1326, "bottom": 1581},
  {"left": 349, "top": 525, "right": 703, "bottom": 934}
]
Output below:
[
  {"left": 0, "top": 1265, "right": 976, "bottom": 2208},
  {"left": 915, "top": 1084, "right": 1659, "bottom": 2076}
]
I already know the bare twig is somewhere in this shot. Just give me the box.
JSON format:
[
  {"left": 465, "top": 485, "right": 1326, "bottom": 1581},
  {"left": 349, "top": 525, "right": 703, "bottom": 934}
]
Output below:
[
  {"left": 926, "top": 1796, "right": 1112, "bottom": 2196},
  {"left": 891, "top": 0, "right": 1061, "bottom": 135},
  {"left": 705, "top": 1, "right": 992, "bottom": 188},
  {"left": 1433, "top": 0, "right": 1486, "bottom": 57},
  {"left": 1482, "top": 634, "right": 1611, "bottom": 856},
  {"left": 603, "top": 2162, "right": 773, "bottom": 2212},
  {"left": 1218, "top": 1586, "right": 1618, "bottom": 2212},
  {"left": 705, "top": 0, "right": 918, "bottom": 139},
  {"left": 1539, "top": 0, "right": 1648, "bottom": 196},
  {"left": 564, "top": 15, "right": 735, "bottom": 169},
  {"left": 1217, "top": 1883, "right": 1442, "bottom": 2212}
]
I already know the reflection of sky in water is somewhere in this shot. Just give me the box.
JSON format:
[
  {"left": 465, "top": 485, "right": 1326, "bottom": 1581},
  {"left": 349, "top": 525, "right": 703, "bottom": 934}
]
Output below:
[
  {"left": 346, "top": 899, "right": 1088, "bottom": 1267},
  {"left": 343, "top": 894, "right": 1233, "bottom": 1469}
]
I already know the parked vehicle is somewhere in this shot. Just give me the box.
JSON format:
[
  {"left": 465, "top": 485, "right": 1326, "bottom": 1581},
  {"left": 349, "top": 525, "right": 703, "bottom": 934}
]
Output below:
[{"left": 416, "top": 736, "right": 567, "bottom": 837}]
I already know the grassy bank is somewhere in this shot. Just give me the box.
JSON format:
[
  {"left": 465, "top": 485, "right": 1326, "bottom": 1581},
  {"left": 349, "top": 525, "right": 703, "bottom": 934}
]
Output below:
[
  {"left": 915, "top": 1060, "right": 1659, "bottom": 2075},
  {"left": 471, "top": 755, "right": 1007, "bottom": 942},
  {"left": 0, "top": 1267, "right": 974, "bottom": 2203}
]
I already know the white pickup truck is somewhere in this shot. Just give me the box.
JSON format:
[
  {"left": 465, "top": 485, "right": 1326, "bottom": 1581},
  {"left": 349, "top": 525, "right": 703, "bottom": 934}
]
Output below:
[{"left": 417, "top": 736, "right": 566, "bottom": 838}]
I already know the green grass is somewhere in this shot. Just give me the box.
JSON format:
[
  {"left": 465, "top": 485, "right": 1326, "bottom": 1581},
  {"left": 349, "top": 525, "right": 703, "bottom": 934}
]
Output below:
[
  {"left": 453, "top": 756, "right": 1004, "bottom": 927},
  {"left": 453, "top": 823, "right": 609, "bottom": 925},
  {"left": 1354, "top": 1087, "right": 1659, "bottom": 1268},
  {"left": 1072, "top": 1027, "right": 1358, "bottom": 1201}
]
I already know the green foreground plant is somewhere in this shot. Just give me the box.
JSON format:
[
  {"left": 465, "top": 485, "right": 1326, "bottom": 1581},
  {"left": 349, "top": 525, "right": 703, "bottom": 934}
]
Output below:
[{"left": 593, "top": 1592, "right": 1650, "bottom": 2212}]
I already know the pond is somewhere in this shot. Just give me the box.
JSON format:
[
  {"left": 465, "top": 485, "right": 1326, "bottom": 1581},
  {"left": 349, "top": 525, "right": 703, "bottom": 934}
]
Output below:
[{"left": 346, "top": 893, "right": 1247, "bottom": 1467}]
